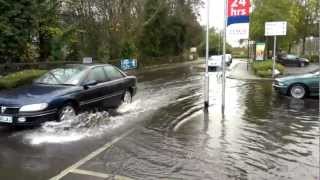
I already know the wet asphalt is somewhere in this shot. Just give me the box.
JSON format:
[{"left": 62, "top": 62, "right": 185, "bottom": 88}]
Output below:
[{"left": 0, "top": 63, "right": 319, "bottom": 180}]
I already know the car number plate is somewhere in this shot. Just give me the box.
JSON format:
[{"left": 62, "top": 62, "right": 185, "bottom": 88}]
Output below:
[{"left": 0, "top": 116, "right": 13, "bottom": 123}]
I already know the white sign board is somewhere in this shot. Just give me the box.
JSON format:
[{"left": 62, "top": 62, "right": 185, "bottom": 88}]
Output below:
[
  {"left": 227, "top": 23, "right": 250, "bottom": 41},
  {"left": 83, "top": 57, "right": 93, "bottom": 64},
  {"left": 265, "top": 21, "right": 287, "bottom": 36},
  {"left": 190, "top": 47, "right": 197, "bottom": 53}
]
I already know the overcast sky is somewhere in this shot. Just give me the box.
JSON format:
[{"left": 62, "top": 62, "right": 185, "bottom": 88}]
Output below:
[{"left": 198, "top": 0, "right": 225, "bottom": 30}]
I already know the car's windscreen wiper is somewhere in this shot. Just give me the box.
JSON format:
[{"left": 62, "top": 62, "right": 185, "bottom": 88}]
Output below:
[
  {"left": 34, "top": 82, "right": 49, "bottom": 85},
  {"left": 58, "top": 83, "right": 76, "bottom": 86},
  {"left": 48, "top": 72, "right": 63, "bottom": 84}
]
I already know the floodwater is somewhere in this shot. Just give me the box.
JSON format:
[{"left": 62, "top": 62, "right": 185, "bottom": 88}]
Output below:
[{"left": 0, "top": 63, "right": 318, "bottom": 180}]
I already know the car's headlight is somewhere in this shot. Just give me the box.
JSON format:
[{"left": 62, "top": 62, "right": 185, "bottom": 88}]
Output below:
[
  {"left": 278, "top": 81, "right": 286, "bottom": 86},
  {"left": 19, "top": 103, "right": 48, "bottom": 112}
]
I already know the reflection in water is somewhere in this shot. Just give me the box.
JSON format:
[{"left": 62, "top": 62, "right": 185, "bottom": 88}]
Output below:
[{"left": 96, "top": 69, "right": 319, "bottom": 180}]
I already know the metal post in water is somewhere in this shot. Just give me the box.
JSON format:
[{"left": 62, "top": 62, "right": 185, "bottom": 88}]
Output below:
[
  {"left": 272, "top": 36, "right": 277, "bottom": 78},
  {"left": 222, "top": 0, "right": 227, "bottom": 111},
  {"left": 204, "top": 0, "right": 210, "bottom": 108},
  {"left": 318, "top": 17, "right": 320, "bottom": 113},
  {"left": 247, "top": 39, "right": 250, "bottom": 71}
]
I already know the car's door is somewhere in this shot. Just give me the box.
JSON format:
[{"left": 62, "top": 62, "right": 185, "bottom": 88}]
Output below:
[
  {"left": 102, "top": 65, "right": 126, "bottom": 107},
  {"left": 78, "top": 67, "right": 109, "bottom": 109},
  {"left": 288, "top": 55, "right": 298, "bottom": 66},
  {"left": 284, "top": 55, "right": 294, "bottom": 65},
  {"left": 309, "top": 73, "right": 320, "bottom": 95}
]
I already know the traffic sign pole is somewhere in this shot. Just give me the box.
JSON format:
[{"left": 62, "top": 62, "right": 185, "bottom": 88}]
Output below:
[
  {"left": 318, "top": 17, "right": 320, "bottom": 113},
  {"left": 204, "top": 0, "right": 210, "bottom": 108},
  {"left": 222, "top": 0, "right": 228, "bottom": 112},
  {"left": 272, "top": 36, "right": 277, "bottom": 78}
]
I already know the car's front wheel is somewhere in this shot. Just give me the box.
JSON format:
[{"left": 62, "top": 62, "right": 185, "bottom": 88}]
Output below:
[
  {"left": 122, "top": 90, "right": 132, "bottom": 105},
  {"left": 58, "top": 104, "right": 76, "bottom": 121},
  {"left": 290, "top": 84, "right": 307, "bottom": 99},
  {"left": 299, "top": 62, "right": 305, "bottom": 67}
]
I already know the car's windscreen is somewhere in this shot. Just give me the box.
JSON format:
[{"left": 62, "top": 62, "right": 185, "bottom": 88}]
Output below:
[{"left": 35, "top": 67, "right": 87, "bottom": 85}]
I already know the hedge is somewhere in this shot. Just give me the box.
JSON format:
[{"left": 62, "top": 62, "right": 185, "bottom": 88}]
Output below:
[
  {"left": 252, "top": 60, "right": 285, "bottom": 78},
  {"left": 303, "top": 55, "right": 319, "bottom": 63},
  {"left": 0, "top": 70, "right": 47, "bottom": 90}
]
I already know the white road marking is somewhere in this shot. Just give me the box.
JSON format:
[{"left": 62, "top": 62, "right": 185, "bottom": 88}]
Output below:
[
  {"left": 50, "top": 128, "right": 135, "bottom": 180},
  {"left": 70, "top": 169, "right": 110, "bottom": 178}
]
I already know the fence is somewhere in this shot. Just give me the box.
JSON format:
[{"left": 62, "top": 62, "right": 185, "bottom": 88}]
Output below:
[
  {"left": 292, "top": 37, "right": 320, "bottom": 56},
  {"left": 0, "top": 55, "right": 188, "bottom": 76}
]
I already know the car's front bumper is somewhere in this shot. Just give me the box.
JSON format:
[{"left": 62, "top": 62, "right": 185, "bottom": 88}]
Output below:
[
  {"left": 272, "top": 83, "right": 288, "bottom": 95},
  {"left": 131, "top": 86, "right": 137, "bottom": 97},
  {"left": 0, "top": 109, "right": 57, "bottom": 126}
]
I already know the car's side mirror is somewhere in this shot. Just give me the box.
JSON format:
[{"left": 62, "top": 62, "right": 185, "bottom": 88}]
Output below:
[{"left": 83, "top": 80, "right": 98, "bottom": 89}]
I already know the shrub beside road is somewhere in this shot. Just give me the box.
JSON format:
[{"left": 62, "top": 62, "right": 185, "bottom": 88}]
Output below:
[{"left": 252, "top": 60, "right": 285, "bottom": 78}]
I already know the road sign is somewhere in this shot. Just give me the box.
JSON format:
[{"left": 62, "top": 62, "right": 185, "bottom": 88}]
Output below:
[
  {"left": 255, "top": 43, "right": 266, "bottom": 61},
  {"left": 121, "top": 59, "right": 138, "bottom": 70},
  {"left": 265, "top": 21, "right": 287, "bottom": 36},
  {"left": 83, "top": 57, "right": 93, "bottom": 64}
]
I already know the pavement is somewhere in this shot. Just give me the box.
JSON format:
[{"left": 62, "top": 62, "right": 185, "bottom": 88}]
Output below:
[
  {"left": 283, "top": 63, "right": 319, "bottom": 75},
  {"left": 227, "top": 60, "right": 269, "bottom": 80},
  {"left": 228, "top": 59, "right": 319, "bottom": 80}
]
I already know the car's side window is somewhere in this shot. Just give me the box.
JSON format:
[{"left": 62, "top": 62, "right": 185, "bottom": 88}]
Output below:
[
  {"left": 104, "top": 66, "right": 124, "bottom": 81},
  {"left": 87, "top": 67, "right": 108, "bottom": 83}
]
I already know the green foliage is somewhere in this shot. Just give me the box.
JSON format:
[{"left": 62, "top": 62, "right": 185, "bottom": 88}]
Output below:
[
  {"left": 0, "top": 0, "right": 37, "bottom": 62},
  {"left": 302, "top": 54, "right": 319, "bottom": 63},
  {"left": 252, "top": 60, "right": 285, "bottom": 78},
  {"left": 0, "top": 70, "right": 47, "bottom": 90},
  {"left": 0, "top": 0, "right": 203, "bottom": 62},
  {"left": 232, "top": 47, "right": 248, "bottom": 58},
  {"left": 139, "top": 0, "right": 202, "bottom": 58},
  {"left": 250, "top": 0, "right": 319, "bottom": 54},
  {"left": 198, "top": 28, "right": 232, "bottom": 56}
]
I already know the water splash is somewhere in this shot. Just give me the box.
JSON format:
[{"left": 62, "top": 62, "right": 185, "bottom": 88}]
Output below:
[{"left": 25, "top": 111, "right": 119, "bottom": 145}]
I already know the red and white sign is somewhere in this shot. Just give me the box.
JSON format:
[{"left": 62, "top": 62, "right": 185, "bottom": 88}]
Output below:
[{"left": 228, "top": 0, "right": 251, "bottom": 17}]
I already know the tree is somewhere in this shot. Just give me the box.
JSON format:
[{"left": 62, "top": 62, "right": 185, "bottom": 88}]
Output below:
[
  {"left": 0, "top": 0, "right": 37, "bottom": 62},
  {"left": 250, "top": 0, "right": 320, "bottom": 55},
  {"left": 0, "top": 0, "right": 204, "bottom": 62}
]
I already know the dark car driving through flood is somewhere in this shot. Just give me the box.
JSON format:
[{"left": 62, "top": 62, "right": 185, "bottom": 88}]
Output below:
[
  {"left": 0, "top": 64, "right": 137, "bottom": 126},
  {"left": 277, "top": 54, "right": 310, "bottom": 67}
]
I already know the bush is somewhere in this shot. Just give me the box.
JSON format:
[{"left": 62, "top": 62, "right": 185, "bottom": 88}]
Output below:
[
  {"left": 309, "top": 55, "right": 319, "bottom": 63},
  {"left": 252, "top": 60, "right": 285, "bottom": 78},
  {"left": 302, "top": 55, "right": 319, "bottom": 63},
  {"left": 0, "top": 70, "right": 47, "bottom": 90}
]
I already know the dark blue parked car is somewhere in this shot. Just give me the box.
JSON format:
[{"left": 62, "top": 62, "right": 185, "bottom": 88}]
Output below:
[{"left": 0, "top": 64, "right": 137, "bottom": 126}]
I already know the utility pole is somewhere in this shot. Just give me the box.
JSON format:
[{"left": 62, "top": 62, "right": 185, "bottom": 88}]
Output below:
[{"left": 204, "top": 0, "right": 210, "bottom": 108}]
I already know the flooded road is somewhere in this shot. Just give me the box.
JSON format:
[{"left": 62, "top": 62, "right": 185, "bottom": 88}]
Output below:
[{"left": 0, "top": 63, "right": 319, "bottom": 180}]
